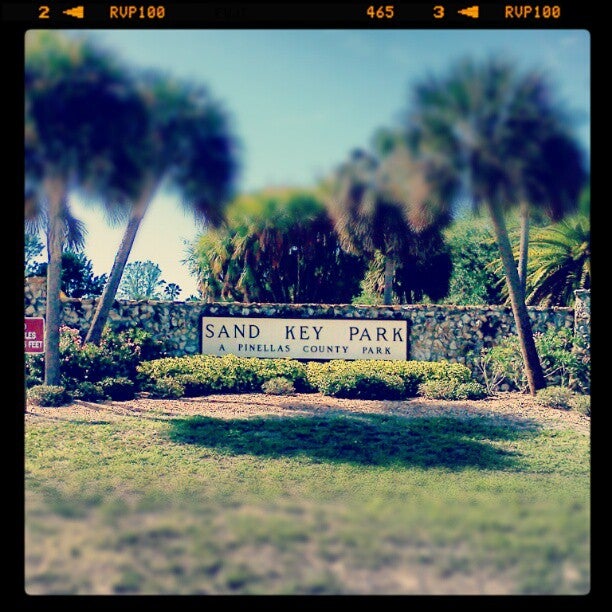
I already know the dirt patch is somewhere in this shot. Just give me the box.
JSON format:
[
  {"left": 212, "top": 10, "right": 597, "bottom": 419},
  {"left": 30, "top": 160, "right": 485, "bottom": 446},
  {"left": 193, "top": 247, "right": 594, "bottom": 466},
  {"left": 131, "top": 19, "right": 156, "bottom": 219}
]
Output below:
[{"left": 25, "top": 391, "right": 590, "bottom": 434}]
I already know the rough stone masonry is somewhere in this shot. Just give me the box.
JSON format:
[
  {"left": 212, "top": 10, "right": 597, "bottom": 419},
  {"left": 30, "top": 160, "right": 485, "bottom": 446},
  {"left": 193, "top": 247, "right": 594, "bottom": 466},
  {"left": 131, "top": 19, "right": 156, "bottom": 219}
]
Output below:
[{"left": 25, "top": 277, "right": 590, "bottom": 374}]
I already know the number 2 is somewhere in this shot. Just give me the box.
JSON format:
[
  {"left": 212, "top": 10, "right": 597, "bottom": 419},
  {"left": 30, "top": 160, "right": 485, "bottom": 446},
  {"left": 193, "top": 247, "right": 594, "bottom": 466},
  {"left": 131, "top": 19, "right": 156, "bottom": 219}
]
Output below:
[
  {"left": 433, "top": 5, "right": 445, "bottom": 18},
  {"left": 38, "top": 5, "right": 50, "bottom": 19}
]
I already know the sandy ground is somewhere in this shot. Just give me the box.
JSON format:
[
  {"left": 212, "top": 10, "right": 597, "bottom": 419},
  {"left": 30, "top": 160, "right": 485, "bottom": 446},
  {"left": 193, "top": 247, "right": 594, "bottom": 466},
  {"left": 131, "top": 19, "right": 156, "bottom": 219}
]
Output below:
[{"left": 25, "top": 390, "right": 591, "bottom": 434}]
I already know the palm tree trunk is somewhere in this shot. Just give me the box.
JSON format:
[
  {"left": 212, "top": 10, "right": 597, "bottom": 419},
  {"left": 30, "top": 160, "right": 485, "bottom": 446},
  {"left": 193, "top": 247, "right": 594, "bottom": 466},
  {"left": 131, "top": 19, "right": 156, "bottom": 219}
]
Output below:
[
  {"left": 43, "top": 176, "right": 67, "bottom": 386},
  {"left": 518, "top": 201, "right": 529, "bottom": 295},
  {"left": 85, "top": 177, "right": 157, "bottom": 345},
  {"left": 383, "top": 252, "right": 395, "bottom": 305},
  {"left": 487, "top": 200, "right": 546, "bottom": 395}
]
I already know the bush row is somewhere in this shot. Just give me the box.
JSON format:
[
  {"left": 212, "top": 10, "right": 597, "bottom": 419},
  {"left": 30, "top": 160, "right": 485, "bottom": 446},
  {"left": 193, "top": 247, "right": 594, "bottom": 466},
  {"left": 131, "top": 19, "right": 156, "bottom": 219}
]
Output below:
[
  {"left": 136, "top": 354, "right": 483, "bottom": 401},
  {"left": 26, "top": 326, "right": 591, "bottom": 408},
  {"left": 27, "top": 377, "right": 137, "bottom": 406}
]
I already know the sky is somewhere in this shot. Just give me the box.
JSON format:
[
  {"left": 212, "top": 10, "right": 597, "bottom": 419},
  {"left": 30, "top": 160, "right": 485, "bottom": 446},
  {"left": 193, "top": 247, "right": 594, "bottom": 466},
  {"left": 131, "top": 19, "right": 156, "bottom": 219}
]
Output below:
[{"left": 32, "top": 29, "right": 590, "bottom": 298}]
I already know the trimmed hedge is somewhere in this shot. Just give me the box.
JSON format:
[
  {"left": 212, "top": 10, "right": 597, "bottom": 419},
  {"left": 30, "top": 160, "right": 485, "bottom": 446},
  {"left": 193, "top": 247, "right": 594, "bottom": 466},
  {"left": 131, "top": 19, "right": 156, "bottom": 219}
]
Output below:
[
  {"left": 418, "top": 379, "right": 487, "bottom": 401},
  {"left": 137, "top": 354, "right": 312, "bottom": 395},
  {"left": 306, "top": 359, "right": 472, "bottom": 399},
  {"left": 261, "top": 377, "right": 296, "bottom": 396},
  {"left": 137, "top": 355, "right": 478, "bottom": 400}
]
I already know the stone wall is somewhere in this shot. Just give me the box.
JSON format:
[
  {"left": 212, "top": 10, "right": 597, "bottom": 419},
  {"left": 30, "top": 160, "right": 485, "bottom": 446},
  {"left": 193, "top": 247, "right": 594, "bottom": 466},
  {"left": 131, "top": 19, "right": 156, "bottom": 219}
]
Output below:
[{"left": 25, "top": 278, "right": 589, "bottom": 371}]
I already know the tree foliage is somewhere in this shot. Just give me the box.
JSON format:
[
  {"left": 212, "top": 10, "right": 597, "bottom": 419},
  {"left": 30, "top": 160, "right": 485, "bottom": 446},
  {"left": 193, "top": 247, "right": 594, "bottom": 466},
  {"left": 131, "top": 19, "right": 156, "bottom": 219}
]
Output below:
[
  {"left": 85, "top": 69, "right": 240, "bottom": 344},
  {"left": 25, "top": 234, "right": 44, "bottom": 276},
  {"left": 25, "top": 31, "right": 149, "bottom": 384},
  {"left": 163, "top": 283, "right": 182, "bottom": 301},
  {"left": 325, "top": 146, "right": 453, "bottom": 304},
  {"left": 29, "top": 250, "right": 108, "bottom": 298},
  {"left": 355, "top": 230, "right": 452, "bottom": 304},
  {"left": 443, "top": 215, "right": 505, "bottom": 305},
  {"left": 509, "top": 214, "right": 590, "bottom": 307},
  {"left": 405, "top": 57, "right": 587, "bottom": 394},
  {"left": 118, "top": 260, "right": 167, "bottom": 300},
  {"left": 185, "top": 188, "right": 366, "bottom": 304}
]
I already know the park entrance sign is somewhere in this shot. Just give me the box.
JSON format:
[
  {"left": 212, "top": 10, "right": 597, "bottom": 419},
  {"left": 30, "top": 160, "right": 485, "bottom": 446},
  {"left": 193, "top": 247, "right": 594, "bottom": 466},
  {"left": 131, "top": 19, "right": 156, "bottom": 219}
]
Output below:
[
  {"left": 25, "top": 317, "right": 45, "bottom": 353},
  {"left": 202, "top": 317, "right": 407, "bottom": 360}
]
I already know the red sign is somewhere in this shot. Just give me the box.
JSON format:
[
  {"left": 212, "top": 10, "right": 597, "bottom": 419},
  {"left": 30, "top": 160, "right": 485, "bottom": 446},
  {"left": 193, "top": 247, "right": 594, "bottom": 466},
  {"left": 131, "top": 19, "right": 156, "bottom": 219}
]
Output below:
[{"left": 25, "top": 318, "right": 45, "bottom": 353}]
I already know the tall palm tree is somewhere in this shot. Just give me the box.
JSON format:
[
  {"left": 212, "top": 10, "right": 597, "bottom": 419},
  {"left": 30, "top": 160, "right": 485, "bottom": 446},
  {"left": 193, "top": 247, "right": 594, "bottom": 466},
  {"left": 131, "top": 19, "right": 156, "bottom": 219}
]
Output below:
[
  {"left": 517, "top": 131, "right": 586, "bottom": 294},
  {"left": 25, "top": 31, "right": 148, "bottom": 385},
  {"left": 85, "top": 72, "right": 239, "bottom": 344},
  {"left": 25, "top": 187, "right": 87, "bottom": 261},
  {"left": 326, "top": 146, "right": 452, "bottom": 305},
  {"left": 407, "top": 58, "right": 587, "bottom": 394}
]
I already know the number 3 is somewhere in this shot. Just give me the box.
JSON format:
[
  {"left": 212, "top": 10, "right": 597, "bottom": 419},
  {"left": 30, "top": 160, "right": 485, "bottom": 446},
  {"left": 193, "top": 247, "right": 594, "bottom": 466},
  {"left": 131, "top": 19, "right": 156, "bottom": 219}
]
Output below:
[{"left": 433, "top": 5, "right": 445, "bottom": 18}]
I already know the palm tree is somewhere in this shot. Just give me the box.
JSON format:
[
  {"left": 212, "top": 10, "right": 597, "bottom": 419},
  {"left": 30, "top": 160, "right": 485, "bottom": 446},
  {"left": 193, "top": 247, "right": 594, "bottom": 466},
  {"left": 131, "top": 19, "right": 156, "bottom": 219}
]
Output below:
[
  {"left": 184, "top": 230, "right": 240, "bottom": 302},
  {"left": 85, "top": 72, "right": 239, "bottom": 344},
  {"left": 25, "top": 31, "right": 148, "bottom": 385},
  {"left": 517, "top": 131, "right": 586, "bottom": 294},
  {"left": 326, "top": 146, "right": 452, "bottom": 305},
  {"left": 163, "top": 283, "right": 182, "bottom": 301},
  {"left": 407, "top": 58, "right": 587, "bottom": 394},
  {"left": 520, "top": 214, "right": 590, "bottom": 307}
]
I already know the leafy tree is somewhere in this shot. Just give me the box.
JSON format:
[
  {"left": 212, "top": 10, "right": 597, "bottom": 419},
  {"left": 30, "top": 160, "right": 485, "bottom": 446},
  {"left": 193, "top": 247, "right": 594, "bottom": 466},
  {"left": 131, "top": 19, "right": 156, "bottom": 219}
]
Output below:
[
  {"left": 163, "top": 282, "right": 182, "bottom": 300},
  {"left": 86, "top": 71, "right": 239, "bottom": 344},
  {"left": 117, "top": 260, "right": 167, "bottom": 300},
  {"left": 443, "top": 215, "right": 505, "bottom": 305},
  {"left": 30, "top": 251, "right": 108, "bottom": 298},
  {"left": 406, "top": 58, "right": 587, "bottom": 394},
  {"left": 185, "top": 188, "right": 366, "bottom": 304},
  {"left": 25, "top": 31, "right": 148, "bottom": 384}
]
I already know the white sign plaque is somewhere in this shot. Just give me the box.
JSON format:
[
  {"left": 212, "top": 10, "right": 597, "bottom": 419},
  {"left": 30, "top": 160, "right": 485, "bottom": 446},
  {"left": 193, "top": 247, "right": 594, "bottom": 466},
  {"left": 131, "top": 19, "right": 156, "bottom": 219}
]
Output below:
[{"left": 201, "top": 317, "right": 407, "bottom": 360}]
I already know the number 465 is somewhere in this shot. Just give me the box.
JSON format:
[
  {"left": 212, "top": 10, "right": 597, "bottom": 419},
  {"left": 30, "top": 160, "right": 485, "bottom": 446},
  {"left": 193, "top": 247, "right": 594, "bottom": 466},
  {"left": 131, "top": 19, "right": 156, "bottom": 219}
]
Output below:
[{"left": 367, "top": 6, "right": 395, "bottom": 19}]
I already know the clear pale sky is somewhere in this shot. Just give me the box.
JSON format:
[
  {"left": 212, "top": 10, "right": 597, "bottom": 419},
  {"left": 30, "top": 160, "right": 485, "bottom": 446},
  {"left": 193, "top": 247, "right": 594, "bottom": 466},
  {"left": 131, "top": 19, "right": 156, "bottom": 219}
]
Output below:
[{"left": 41, "top": 29, "right": 590, "bottom": 298}]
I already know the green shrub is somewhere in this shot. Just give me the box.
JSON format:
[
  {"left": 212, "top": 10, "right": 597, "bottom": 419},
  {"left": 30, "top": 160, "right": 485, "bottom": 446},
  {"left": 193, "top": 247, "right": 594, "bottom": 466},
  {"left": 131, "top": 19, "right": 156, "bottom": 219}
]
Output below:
[
  {"left": 99, "top": 377, "right": 136, "bottom": 401},
  {"left": 25, "top": 355, "right": 44, "bottom": 388},
  {"left": 534, "top": 386, "right": 589, "bottom": 413},
  {"left": 149, "top": 377, "right": 185, "bottom": 399},
  {"left": 172, "top": 373, "right": 213, "bottom": 397},
  {"left": 570, "top": 394, "right": 591, "bottom": 417},
  {"left": 257, "top": 358, "right": 313, "bottom": 392},
  {"left": 25, "top": 374, "right": 43, "bottom": 389},
  {"left": 306, "top": 360, "right": 473, "bottom": 399},
  {"left": 136, "top": 355, "right": 477, "bottom": 400},
  {"left": 419, "top": 379, "right": 487, "bottom": 400},
  {"left": 569, "top": 334, "right": 591, "bottom": 394},
  {"left": 72, "top": 381, "right": 106, "bottom": 402},
  {"left": 57, "top": 326, "right": 167, "bottom": 392},
  {"left": 27, "top": 385, "right": 71, "bottom": 407},
  {"left": 261, "top": 377, "right": 296, "bottom": 395},
  {"left": 317, "top": 369, "right": 406, "bottom": 400},
  {"left": 475, "top": 328, "right": 589, "bottom": 393},
  {"left": 138, "top": 355, "right": 312, "bottom": 395}
]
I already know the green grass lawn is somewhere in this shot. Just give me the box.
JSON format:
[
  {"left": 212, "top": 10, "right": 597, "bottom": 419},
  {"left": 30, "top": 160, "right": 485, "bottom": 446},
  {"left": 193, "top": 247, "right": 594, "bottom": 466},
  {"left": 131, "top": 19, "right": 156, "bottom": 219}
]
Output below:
[{"left": 24, "top": 399, "right": 590, "bottom": 595}]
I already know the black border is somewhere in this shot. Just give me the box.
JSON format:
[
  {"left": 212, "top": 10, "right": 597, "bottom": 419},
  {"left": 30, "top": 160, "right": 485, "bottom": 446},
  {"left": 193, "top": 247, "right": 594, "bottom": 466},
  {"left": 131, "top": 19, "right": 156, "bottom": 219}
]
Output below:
[{"left": 9, "top": 2, "right": 595, "bottom": 606}]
